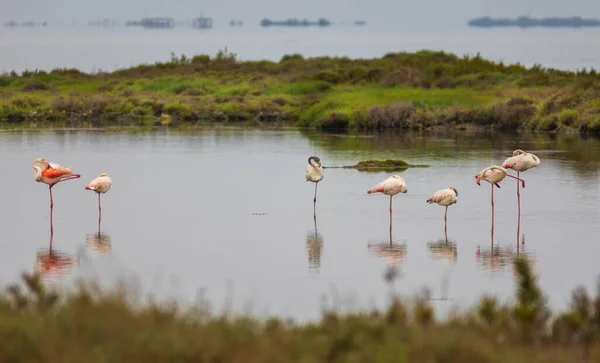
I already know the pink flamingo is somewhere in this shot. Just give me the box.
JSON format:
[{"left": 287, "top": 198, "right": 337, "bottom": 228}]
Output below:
[
  {"left": 475, "top": 165, "right": 526, "bottom": 234},
  {"left": 367, "top": 175, "right": 407, "bottom": 236},
  {"left": 32, "top": 158, "right": 81, "bottom": 234},
  {"left": 85, "top": 173, "right": 113, "bottom": 227},
  {"left": 427, "top": 187, "right": 458, "bottom": 233},
  {"left": 502, "top": 149, "right": 540, "bottom": 237}
]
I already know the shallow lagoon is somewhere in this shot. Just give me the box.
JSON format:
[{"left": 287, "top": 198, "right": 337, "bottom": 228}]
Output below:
[{"left": 1, "top": 128, "right": 599, "bottom": 320}]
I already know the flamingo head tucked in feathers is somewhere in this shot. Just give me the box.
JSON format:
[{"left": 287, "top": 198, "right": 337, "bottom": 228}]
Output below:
[
  {"left": 309, "top": 156, "right": 321, "bottom": 167},
  {"left": 512, "top": 149, "right": 526, "bottom": 156},
  {"left": 449, "top": 186, "right": 458, "bottom": 196}
]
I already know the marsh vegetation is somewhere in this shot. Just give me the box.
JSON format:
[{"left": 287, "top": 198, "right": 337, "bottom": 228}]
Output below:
[
  {"left": 2, "top": 260, "right": 600, "bottom": 362},
  {"left": 1, "top": 50, "right": 600, "bottom": 132}
]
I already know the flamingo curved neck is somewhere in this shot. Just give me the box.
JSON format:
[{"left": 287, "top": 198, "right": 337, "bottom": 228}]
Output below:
[{"left": 32, "top": 164, "right": 43, "bottom": 181}]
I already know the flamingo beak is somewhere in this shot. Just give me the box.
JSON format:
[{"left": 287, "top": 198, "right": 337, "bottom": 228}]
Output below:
[{"left": 475, "top": 177, "right": 481, "bottom": 186}]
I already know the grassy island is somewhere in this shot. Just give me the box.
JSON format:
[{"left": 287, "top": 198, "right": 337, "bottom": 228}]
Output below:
[
  {"left": 1, "top": 49, "right": 600, "bottom": 132},
  {"left": 2, "top": 259, "right": 600, "bottom": 362}
]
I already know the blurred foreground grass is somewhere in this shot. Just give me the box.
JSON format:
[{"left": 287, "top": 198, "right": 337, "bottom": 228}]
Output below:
[
  {"left": 2, "top": 49, "right": 600, "bottom": 133},
  {"left": 2, "top": 259, "right": 600, "bottom": 362}
]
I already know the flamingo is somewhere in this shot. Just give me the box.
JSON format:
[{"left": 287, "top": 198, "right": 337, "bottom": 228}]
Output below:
[
  {"left": 305, "top": 156, "right": 324, "bottom": 216},
  {"left": 502, "top": 149, "right": 540, "bottom": 237},
  {"left": 426, "top": 187, "right": 458, "bottom": 233},
  {"left": 367, "top": 175, "right": 407, "bottom": 236},
  {"left": 32, "top": 158, "right": 81, "bottom": 234},
  {"left": 85, "top": 173, "right": 112, "bottom": 227},
  {"left": 475, "top": 165, "right": 526, "bottom": 233}
]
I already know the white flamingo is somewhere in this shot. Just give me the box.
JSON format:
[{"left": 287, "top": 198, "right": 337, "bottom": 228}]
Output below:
[
  {"left": 502, "top": 149, "right": 540, "bottom": 232},
  {"left": 305, "top": 156, "right": 324, "bottom": 216},
  {"left": 475, "top": 165, "right": 526, "bottom": 231},
  {"left": 427, "top": 187, "right": 458, "bottom": 233},
  {"left": 85, "top": 173, "right": 112, "bottom": 227},
  {"left": 367, "top": 175, "right": 407, "bottom": 236}
]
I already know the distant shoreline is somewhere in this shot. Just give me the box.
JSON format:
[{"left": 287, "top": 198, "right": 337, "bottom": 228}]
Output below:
[{"left": 468, "top": 16, "right": 600, "bottom": 28}]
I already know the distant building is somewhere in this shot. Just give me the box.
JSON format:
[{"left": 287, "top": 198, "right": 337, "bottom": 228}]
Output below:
[
  {"left": 260, "top": 18, "right": 331, "bottom": 27},
  {"left": 192, "top": 16, "right": 213, "bottom": 29}
]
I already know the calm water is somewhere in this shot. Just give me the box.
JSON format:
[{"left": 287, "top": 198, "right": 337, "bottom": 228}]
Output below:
[
  {"left": 1, "top": 26, "right": 599, "bottom": 72},
  {"left": 1, "top": 128, "right": 599, "bottom": 320}
]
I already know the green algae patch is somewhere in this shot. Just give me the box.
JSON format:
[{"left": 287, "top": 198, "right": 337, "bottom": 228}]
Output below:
[{"left": 325, "top": 159, "right": 429, "bottom": 172}]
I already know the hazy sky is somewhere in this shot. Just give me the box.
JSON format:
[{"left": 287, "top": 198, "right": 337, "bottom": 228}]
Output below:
[{"left": 2, "top": 0, "right": 600, "bottom": 28}]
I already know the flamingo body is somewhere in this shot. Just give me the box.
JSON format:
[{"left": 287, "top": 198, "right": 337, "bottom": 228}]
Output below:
[
  {"left": 502, "top": 150, "right": 540, "bottom": 172},
  {"left": 32, "top": 158, "right": 79, "bottom": 186},
  {"left": 475, "top": 165, "right": 508, "bottom": 185},
  {"left": 85, "top": 173, "right": 112, "bottom": 194},
  {"left": 427, "top": 187, "right": 458, "bottom": 207},
  {"left": 367, "top": 175, "right": 407, "bottom": 196},
  {"left": 305, "top": 157, "right": 324, "bottom": 183}
]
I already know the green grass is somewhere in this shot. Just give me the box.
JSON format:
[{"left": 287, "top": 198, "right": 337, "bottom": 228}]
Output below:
[
  {"left": 1, "top": 49, "right": 600, "bottom": 132},
  {"left": 2, "top": 259, "right": 600, "bottom": 362}
]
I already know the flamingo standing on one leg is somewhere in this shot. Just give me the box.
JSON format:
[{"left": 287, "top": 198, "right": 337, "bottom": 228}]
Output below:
[
  {"left": 426, "top": 187, "right": 458, "bottom": 233},
  {"left": 305, "top": 156, "right": 324, "bottom": 217},
  {"left": 502, "top": 149, "right": 540, "bottom": 240},
  {"left": 85, "top": 173, "right": 113, "bottom": 228},
  {"left": 367, "top": 175, "right": 407, "bottom": 237},
  {"left": 475, "top": 165, "right": 526, "bottom": 237},
  {"left": 32, "top": 158, "right": 81, "bottom": 234}
]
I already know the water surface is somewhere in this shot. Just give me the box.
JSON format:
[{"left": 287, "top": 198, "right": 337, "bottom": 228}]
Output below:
[{"left": 1, "top": 128, "right": 599, "bottom": 320}]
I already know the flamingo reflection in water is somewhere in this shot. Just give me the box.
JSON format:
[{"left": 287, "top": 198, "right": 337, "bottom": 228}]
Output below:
[
  {"left": 306, "top": 217, "right": 323, "bottom": 276},
  {"left": 476, "top": 241, "right": 536, "bottom": 274},
  {"left": 427, "top": 235, "right": 458, "bottom": 264},
  {"left": 367, "top": 231, "right": 407, "bottom": 268},
  {"left": 35, "top": 233, "right": 77, "bottom": 286},
  {"left": 86, "top": 232, "right": 112, "bottom": 256}
]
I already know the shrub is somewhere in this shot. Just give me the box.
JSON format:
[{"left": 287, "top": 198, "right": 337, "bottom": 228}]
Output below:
[
  {"left": 317, "top": 112, "right": 349, "bottom": 130},
  {"left": 380, "top": 68, "right": 422, "bottom": 88},
  {"left": 558, "top": 109, "right": 579, "bottom": 126},
  {"left": 365, "top": 102, "right": 415, "bottom": 129},
  {"left": 191, "top": 54, "right": 211, "bottom": 65},
  {"left": 315, "top": 70, "right": 343, "bottom": 84},
  {"left": 433, "top": 76, "right": 455, "bottom": 89},
  {"left": 490, "top": 98, "right": 537, "bottom": 130},
  {"left": 22, "top": 81, "right": 49, "bottom": 92},
  {"left": 280, "top": 54, "right": 304, "bottom": 62}
]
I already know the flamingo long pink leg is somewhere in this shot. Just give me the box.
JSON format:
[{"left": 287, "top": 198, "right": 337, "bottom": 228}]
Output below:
[
  {"left": 491, "top": 184, "right": 495, "bottom": 239},
  {"left": 98, "top": 193, "right": 102, "bottom": 226},
  {"left": 49, "top": 185, "right": 54, "bottom": 235},
  {"left": 505, "top": 173, "right": 526, "bottom": 188},
  {"left": 389, "top": 195, "right": 393, "bottom": 237},
  {"left": 47, "top": 174, "right": 81, "bottom": 234},
  {"left": 55, "top": 174, "right": 81, "bottom": 184},
  {"left": 444, "top": 206, "right": 448, "bottom": 233},
  {"left": 517, "top": 171, "right": 521, "bottom": 244},
  {"left": 313, "top": 183, "right": 318, "bottom": 217}
]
